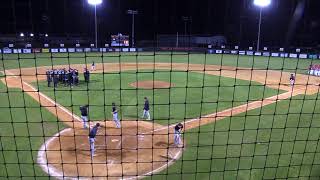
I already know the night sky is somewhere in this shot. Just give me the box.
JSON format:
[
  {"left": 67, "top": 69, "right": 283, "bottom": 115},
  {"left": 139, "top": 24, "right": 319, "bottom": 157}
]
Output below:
[{"left": 0, "top": 0, "right": 319, "bottom": 47}]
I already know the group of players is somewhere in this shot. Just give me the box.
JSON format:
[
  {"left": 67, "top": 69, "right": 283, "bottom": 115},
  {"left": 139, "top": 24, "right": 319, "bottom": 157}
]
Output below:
[
  {"left": 80, "top": 97, "right": 183, "bottom": 159},
  {"left": 46, "top": 68, "right": 81, "bottom": 87},
  {"left": 45, "top": 62, "right": 96, "bottom": 88}
]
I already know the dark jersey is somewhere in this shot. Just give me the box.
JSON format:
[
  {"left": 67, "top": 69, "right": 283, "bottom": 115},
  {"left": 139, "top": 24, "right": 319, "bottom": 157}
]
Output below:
[
  {"left": 175, "top": 124, "right": 183, "bottom": 132},
  {"left": 80, "top": 106, "right": 88, "bottom": 116},
  {"left": 144, "top": 100, "right": 149, "bottom": 111},
  {"left": 89, "top": 125, "right": 99, "bottom": 138},
  {"left": 290, "top": 75, "right": 295, "bottom": 81},
  {"left": 46, "top": 71, "right": 51, "bottom": 81},
  {"left": 112, "top": 106, "right": 117, "bottom": 114}
]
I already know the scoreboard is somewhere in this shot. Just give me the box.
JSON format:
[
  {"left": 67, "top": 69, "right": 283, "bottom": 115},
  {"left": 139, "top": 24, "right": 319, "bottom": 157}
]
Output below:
[{"left": 111, "top": 34, "right": 129, "bottom": 47}]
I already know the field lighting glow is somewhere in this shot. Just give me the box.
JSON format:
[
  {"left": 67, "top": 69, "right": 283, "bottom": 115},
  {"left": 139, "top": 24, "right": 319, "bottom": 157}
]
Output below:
[
  {"left": 87, "top": 0, "right": 102, "bottom": 5},
  {"left": 254, "top": 0, "right": 271, "bottom": 7},
  {"left": 20, "top": 33, "right": 24, "bottom": 37}
]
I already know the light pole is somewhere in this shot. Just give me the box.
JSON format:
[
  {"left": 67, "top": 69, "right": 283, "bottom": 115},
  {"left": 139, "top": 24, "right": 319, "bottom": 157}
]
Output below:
[
  {"left": 182, "top": 16, "right": 191, "bottom": 47},
  {"left": 87, "top": 0, "right": 102, "bottom": 48},
  {"left": 253, "top": 0, "right": 271, "bottom": 51},
  {"left": 127, "top": 10, "right": 138, "bottom": 47}
]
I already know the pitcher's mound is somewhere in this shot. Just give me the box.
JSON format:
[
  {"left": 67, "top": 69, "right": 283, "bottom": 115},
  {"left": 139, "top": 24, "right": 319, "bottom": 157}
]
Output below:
[
  {"left": 37, "top": 121, "right": 184, "bottom": 179},
  {"left": 130, "top": 81, "right": 174, "bottom": 89}
]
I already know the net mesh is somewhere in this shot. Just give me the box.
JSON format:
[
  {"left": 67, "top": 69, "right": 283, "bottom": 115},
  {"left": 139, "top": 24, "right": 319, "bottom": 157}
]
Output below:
[{"left": 1, "top": 51, "right": 320, "bottom": 179}]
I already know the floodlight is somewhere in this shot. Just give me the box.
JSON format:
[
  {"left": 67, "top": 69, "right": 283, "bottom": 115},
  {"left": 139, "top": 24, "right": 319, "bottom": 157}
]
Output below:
[
  {"left": 20, "top": 33, "right": 24, "bottom": 37},
  {"left": 254, "top": 0, "right": 271, "bottom": 7},
  {"left": 45, "top": 33, "right": 48, "bottom": 37},
  {"left": 87, "top": 0, "right": 102, "bottom": 5},
  {"left": 30, "top": 33, "right": 34, "bottom": 37}
]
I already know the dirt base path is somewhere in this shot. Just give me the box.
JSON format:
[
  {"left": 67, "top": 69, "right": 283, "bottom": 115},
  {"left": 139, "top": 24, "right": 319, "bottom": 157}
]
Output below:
[{"left": 1, "top": 62, "right": 319, "bottom": 179}]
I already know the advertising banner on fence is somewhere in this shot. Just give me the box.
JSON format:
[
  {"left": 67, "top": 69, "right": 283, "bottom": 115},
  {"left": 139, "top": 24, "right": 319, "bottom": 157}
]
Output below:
[
  {"left": 254, "top": 52, "right": 262, "bottom": 56},
  {"left": 246, "top": 51, "right": 254, "bottom": 55},
  {"left": 122, "top": 48, "right": 129, "bottom": 52},
  {"left": 289, "top": 54, "right": 298, "bottom": 58},
  {"left": 32, "top": 49, "right": 40, "bottom": 53},
  {"left": 271, "top": 53, "right": 279, "bottom": 57},
  {"left": 76, "top": 48, "right": 83, "bottom": 52},
  {"left": 231, "top": 50, "right": 238, "bottom": 54},
  {"left": 23, "top": 49, "right": 32, "bottom": 53},
  {"left": 91, "top": 48, "right": 99, "bottom": 52},
  {"left": 299, "top": 54, "right": 308, "bottom": 59},
  {"left": 309, "top": 55, "right": 317, "bottom": 59},
  {"left": 3, "top": 48, "right": 12, "bottom": 54},
  {"left": 68, "top": 48, "right": 75, "bottom": 53},
  {"left": 51, "top": 49, "right": 59, "bottom": 53},
  {"left": 239, "top": 51, "right": 245, "bottom": 55},
  {"left": 99, "top": 48, "right": 107, "bottom": 52},
  {"left": 129, "top": 48, "right": 136, "bottom": 52},
  {"left": 59, "top": 48, "right": 67, "bottom": 53},
  {"left": 215, "top": 50, "right": 222, "bottom": 54},
  {"left": 280, "top": 53, "right": 288, "bottom": 57},
  {"left": 42, "top": 49, "right": 50, "bottom": 53},
  {"left": 263, "top": 52, "right": 270, "bottom": 56},
  {"left": 84, "top": 48, "right": 91, "bottom": 52},
  {"left": 13, "top": 49, "right": 22, "bottom": 54}
]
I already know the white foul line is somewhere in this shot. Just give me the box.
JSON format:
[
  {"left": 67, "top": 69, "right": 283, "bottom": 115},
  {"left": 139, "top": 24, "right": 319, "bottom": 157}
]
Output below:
[{"left": 5, "top": 70, "right": 82, "bottom": 122}]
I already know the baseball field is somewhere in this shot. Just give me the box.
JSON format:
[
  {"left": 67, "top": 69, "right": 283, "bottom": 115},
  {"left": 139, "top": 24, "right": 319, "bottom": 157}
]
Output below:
[{"left": 0, "top": 52, "right": 320, "bottom": 179}]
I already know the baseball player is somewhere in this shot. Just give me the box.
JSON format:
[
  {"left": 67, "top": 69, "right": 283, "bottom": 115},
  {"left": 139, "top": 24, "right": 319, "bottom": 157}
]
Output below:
[
  {"left": 80, "top": 105, "right": 89, "bottom": 128},
  {"left": 290, "top": 73, "right": 295, "bottom": 87},
  {"left": 88, "top": 123, "right": 100, "bottom": 159},
  {"left": 142, "top": 97, "right": 151, "bottom": 120},
  {"left": 91, "top": 61, "right": 95, "bottom": 71},
  {"left": 112, "top": 102, "right": 121, "bottom": 128},
  {"left": 174, "top": 123, "right": 184, "bottom": 146},
  {"left": 46, "top": 70, "right": 52, "bottom": 87}
]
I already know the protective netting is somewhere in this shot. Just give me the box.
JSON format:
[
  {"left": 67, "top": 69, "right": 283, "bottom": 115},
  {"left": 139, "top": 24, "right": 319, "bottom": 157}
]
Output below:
[{"left": 0, "top": 51, "right": 320, "bottom": 179}]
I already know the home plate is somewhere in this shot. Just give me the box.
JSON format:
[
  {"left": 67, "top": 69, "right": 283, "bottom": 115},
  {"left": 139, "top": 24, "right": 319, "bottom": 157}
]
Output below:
[{"left": 112, "top": 139, "right": 119, "bottom": 142}]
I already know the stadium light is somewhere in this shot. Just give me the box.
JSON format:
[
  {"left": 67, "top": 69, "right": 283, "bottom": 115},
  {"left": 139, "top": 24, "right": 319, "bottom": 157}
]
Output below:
[
  {"left": 127, "top": 10, "right": 138, "bottom": 47},
  {"left": 87, "top": 0, "right": 103, "bottom": 48},
  {"left": 87, "top": 0, "right": 102, "bottom": 5},
  {"left": 20, "top": 33, "right": 24, "bottom": 37},
  {"left": 254, "top": 0, "right": 271, "bottom": 7},
  {"left": 30, "top": 33, "right": 34, "bottom": 37},
  {"left": 254, "top": 0, "right": 271, "bottom": 51},
  {"left": 45, "top": 33, "right": 48, "bottom": 37}
]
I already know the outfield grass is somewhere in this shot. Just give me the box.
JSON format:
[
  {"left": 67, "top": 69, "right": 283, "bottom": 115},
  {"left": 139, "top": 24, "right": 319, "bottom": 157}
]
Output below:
[
  {"left": 0, "top": 52, "right": 317, "bottom": 74},
  {"left": 0, "top": 53, "right": 320, "bottom": 179}
]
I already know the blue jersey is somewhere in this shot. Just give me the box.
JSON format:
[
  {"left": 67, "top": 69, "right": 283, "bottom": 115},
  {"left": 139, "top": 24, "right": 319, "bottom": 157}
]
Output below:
[
  {"left": 144, "top": 100, "right": 149, "bottom": 111},
  {"left": 112, "top": 106, "right": 117, "bottom": 114},
  {"left": 174, "top": 124, "right": 183, "bottom": 133},
  {"left": 80, "top": 106, "right": 88, "bottom": 116},
  {"left": 89, "top": 125, "right": 99, "bottom": 138}
]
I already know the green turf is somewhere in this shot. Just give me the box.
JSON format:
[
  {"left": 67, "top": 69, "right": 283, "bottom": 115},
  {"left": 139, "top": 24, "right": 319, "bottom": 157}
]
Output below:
[
  {"left": 0, "top": 53, "right": 320, "bottom": 179},
  {"left": 0, "top": 52, "right": 318, "bottom": 74},
  {"left": 33, "top": 71, "right": 282, "bottom": 125},
  {"left": 0, "top": 79, "right": 66, "bottom": 178}
]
